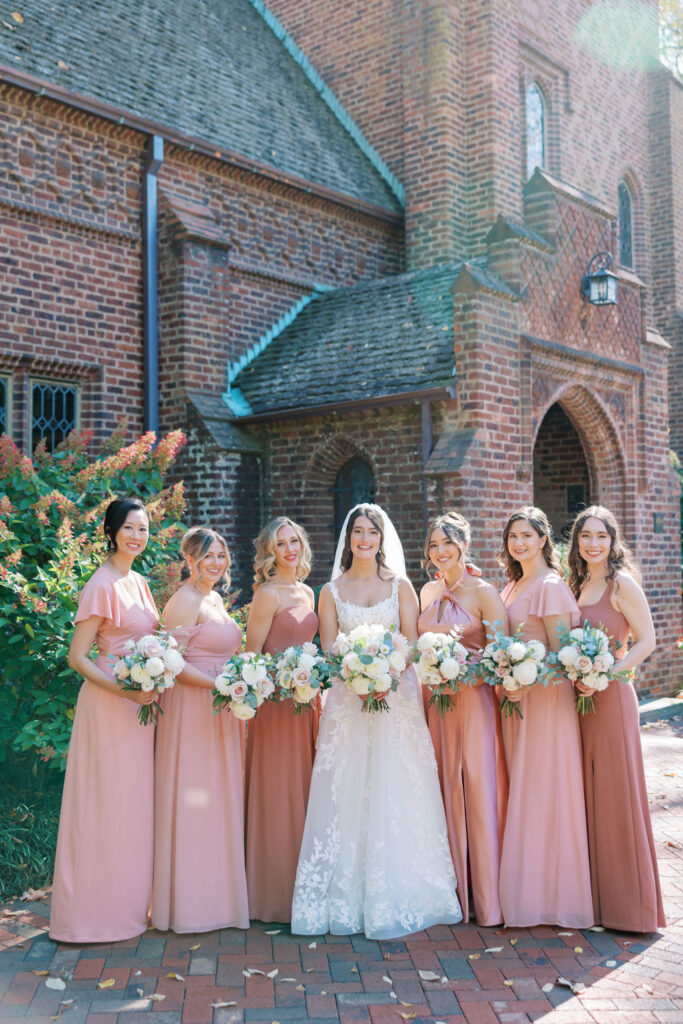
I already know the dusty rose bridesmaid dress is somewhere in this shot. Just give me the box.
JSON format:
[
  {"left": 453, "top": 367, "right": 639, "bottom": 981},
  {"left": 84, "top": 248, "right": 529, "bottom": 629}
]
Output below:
[
  {"left": 245, "top": 603, "right": 320, "bottom": 922},
  {"left": 579, "top": 580, "right": 665, "bottom": 931},
  {"left": 418, "top": 587, "right": 507, "bottom": 925},
  {"left": 152, "top": 618, "right": 249, "bottom": 932},
  {"left": 50, "top": 563, "right": 158, "bottom": 943},
  {"left": 499, "top": 573, "right": 594, "bottom": 928}
]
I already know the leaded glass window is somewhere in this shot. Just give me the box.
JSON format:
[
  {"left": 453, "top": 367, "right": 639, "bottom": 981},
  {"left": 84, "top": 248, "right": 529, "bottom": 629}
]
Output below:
[
  {"left": 618, "top": 181, "right": 633, "bottom": 269},
  {"left": 526, "top": 82, "right": 546, "bottom": 179},
  {"left": 332, "top": 456, "right": 375, "bottom": 539},
  {"left": 31, "top": 381, "right": 77, "bottom": 452},
  {"left": 0, "top": 378, "right": 7, "bottom": 435}
]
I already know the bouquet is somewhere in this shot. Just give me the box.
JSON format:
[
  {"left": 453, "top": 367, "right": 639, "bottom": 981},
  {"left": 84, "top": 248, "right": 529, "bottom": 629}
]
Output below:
[
  {"left": 553, "top": 621, "right": 616, "bottom": 715},
  {"left": 328, "top": 623, "right": 409, "bottom": 713},
  {"left": 273, "top": 642, "right": 332, "bottom": 713},
  {"left": 479, "top": 626, "right": 547, "bottom": 718},
  {"left": 112, "top": 631, "right": 185, "bottom": 725},
  {"left": 414, "top": 629, "right": 470, "bottom": 714},
  {"left": 213, "top": 651, "right": 275, "bottom": 721}
]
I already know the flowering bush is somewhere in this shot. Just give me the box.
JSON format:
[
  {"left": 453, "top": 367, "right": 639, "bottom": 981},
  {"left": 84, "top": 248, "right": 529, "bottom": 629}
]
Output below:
[{"left": 0, "top": 422, "right": 187, "bottom": 766}]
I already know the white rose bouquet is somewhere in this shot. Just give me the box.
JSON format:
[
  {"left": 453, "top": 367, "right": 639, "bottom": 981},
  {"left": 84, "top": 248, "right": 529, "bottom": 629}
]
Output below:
[
  {"left": 479, "top": 626, "right": 548, "bottom": 719},
  {"left": 413, "top": 628, "right": 471, "bottom": 714},
  {"left": 328, "top": 623, "right": 410, "bottom": 714},
  {"left": 551, "top": 621, "right": 616, "bottom": 715},
  {"left": 273, "top": 641, "right": 332, "bottom": 714},
  {"left": 112, "top": 631, "right": 185, "bottom": 725},
  {"left": 213, "top": 651, "right": 275, "bottom": 721}
]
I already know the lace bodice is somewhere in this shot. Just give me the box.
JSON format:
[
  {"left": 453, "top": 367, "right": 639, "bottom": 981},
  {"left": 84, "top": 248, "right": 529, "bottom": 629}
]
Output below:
[{"left": 328, "top": 576, "right": 400, "bottom": 633}]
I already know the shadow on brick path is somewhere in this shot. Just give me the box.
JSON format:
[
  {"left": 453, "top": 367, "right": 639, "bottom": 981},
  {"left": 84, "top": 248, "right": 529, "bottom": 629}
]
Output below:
[{"left": 1, "top": 717, "right": 682, "bottom": 1024}]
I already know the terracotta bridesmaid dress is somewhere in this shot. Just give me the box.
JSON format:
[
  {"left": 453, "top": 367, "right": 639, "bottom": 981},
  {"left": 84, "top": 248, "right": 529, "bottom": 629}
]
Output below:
[
  {"left": 50, "top": 563, "right": 158, "bottom": 943},
  {"left": 418, "top": 586, "right": 508, "bottom": 925},
  {"left": 245, "top": 603, "right": 320, "bottom": 922},
  {"left": 499, "top": 573, "right": 594, "bottom": 928},
  {"left": 152, "top": 617, "right": 249, "bottom": 932},
  {"left": 579, "top": 580, "right": 665, "bottom": 931}
]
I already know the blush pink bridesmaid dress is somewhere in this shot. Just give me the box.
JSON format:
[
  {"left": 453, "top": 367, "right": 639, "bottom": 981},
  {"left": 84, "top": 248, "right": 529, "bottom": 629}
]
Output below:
[
  {"left": 499, "top": 573, "right": 594, "bottom": 929},
  {"left": 579, "top": 580, "right": 665, "bottom": 931},
  {"left": 245, "top": 602, "right": 320, "bottom": 922},
  {"left": 50, "top": 563, "right": 158, "bottom": 943},
  {"left": 418, "top": 586, "right": 508, "bottom": 926},
  {"left": 152, "top": 617, "right": 249, "bottom": 932}
]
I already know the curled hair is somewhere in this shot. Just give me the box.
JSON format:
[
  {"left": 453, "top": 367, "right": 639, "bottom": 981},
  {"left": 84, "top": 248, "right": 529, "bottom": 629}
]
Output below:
[
  {"left": 253, "top": 517, "right": 312, "bottom": 588},
  {"left": 567, "top": 505, "right": 640, "bottom": 598},
  {"left": 499, "top": 506, "right": 561, "bottom": 582},
  {"left": 103, "top": 496, "right": 148, "bottom": 552},
  {"left": 181, "top": 526, "right": 231, "bottom": 588},
  {"left": 422, "top": 510, "right": 471, "bottom": 577},
  {"left": 339, "top": 505, "right": 390, "bottom": 577}
]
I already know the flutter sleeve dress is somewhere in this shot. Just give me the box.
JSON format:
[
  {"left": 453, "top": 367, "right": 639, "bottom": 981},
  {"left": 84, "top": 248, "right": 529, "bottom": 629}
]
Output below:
[
  {"left": 498, "top": 573, "right": 593, "bottom": 929},
  {"left": 579, "top": 579, "right": 665, "bottom": 931},
  {"left": 152, "top": 617, "right": 249, "bottom": 932},
  {"left": 50, "top": 562, "right": 158, "bottom": 943}
]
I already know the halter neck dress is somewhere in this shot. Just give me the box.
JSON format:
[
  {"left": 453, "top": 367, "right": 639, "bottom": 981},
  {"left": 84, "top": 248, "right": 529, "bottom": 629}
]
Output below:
[
  {"left": 152, "top": 616, "right": 249, "bottom": 932},
  {"left": 245, "top": 601, "right": 321, "bottom": 923},
  {"left": 418, "top": 583, "right": 507, "bottom": 926},
  {"left": 499, "top": 572, "right": 593, "bottom": 928},
  {"left": 578, "top": 578, "right": 665, "bottom": 931}
]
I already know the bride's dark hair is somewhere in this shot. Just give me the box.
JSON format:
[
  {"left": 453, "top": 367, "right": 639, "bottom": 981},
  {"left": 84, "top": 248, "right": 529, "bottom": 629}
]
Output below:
[{"left": 339, "top": 505, "right": 391, "bottom": 577}]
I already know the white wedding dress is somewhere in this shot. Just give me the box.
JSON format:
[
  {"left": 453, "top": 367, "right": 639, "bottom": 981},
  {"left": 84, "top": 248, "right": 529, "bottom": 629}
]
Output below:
[{"left": 291, "top": 577, "right": 462, "bottom": 939}]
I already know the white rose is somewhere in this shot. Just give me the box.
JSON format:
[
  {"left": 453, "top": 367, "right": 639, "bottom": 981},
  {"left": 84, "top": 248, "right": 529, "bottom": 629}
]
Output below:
[
  {"left": 388, "top": 650, "right": 406, "bottom": 673},
  {"left": 558, "top": 645, "right": 579, "bottom": 667},
  {"left": 502, "top": 674, "right": 517, "bottom": 691},
  {"left": 294, "top": 683, "right": 317, "bottom": 703},
  {"left": 113, "top": 659, "right": 129, "bottom": 680},
  {"left": 350, "top": 675, "right": 372, "bottom": 696},
  {"left": 594, "top": 652, "right": 614, "bottom": 672},
  {"left": 214, "top": 673, "right": 232, "bottom": 696},
  {"left": 145, "top": 656, "right": 165, "bottom": 677},
  {"left": 440, "top": 657, "right": 461, "bottom": 681},
  {"left": 527, "top": 640, "right": 546, "bottom": 661},
  {"left": 163, "top": 647, "right": 185, "bottom": 674},
  {"left": 417, "top": 632, "right": 438, "bottom": 653},
  {"left": 230, "top": 701, "right": 256, "bottom": 721},
  {"left": 507, "top": 641, "right": 527, "bottom": 661},
  {"left": 424, "top": 668, "right": 442, "bottom": 690},
  {"left": 242, "top": 662, "right": 267, "bottom": 687},
  {"left": 511, "top": 660, "right": 537, "bottom": 686},
  {"left": 277, "top": 669, "right": 295, "bottom": 690},
  {"left": 347, "top": 653, "right": 363, "bottom": 675},
  {"left": 255, "top": 677, "right": 275, "bottom": 700}
]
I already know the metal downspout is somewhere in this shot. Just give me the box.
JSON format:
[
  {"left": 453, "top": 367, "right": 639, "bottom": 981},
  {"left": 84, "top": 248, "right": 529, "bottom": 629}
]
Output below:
[{"left": 142, "top": 135, "right": 164, "bottom": 435}]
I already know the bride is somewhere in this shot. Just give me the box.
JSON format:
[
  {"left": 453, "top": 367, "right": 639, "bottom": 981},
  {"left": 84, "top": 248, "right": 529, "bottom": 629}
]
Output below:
[{"left": 291, "top": 504, "right": 462, "bottom": 939}]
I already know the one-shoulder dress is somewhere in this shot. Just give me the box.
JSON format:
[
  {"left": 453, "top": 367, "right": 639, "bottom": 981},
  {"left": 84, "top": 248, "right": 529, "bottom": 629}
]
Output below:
[
  {"left": 418, "top": 586, "right": 507, "bottom": 926},
  {"left": 499, "top": 573, "right": 593, "bottom": 928},
  {"left": 50, "top": 563, "right": 158, "bottom": 942},
  {"left": 291, "top": 577, "right": 462, "bottom": 939},
  {"left": 245, "top": 602, "right": 321, "bottom": 923},
  {"left": 152, "top": 617, "right": 249, "bottom": 932},
  {"left": 579, "top": 580, "right": 665, "bottom": 932}
]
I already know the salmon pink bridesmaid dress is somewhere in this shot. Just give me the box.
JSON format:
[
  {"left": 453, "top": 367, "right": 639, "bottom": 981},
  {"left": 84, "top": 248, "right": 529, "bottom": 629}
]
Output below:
[
  {"left": 152, "top": 617, "right": 249, "bottom": 932},
  {"left": 50, "top": 563, "right": 158, "bottom": 943},
  {"left": 579, "top": 580, "right": 665, "bottom": 931},
  {"left": 499, "top": 573, "right": 593, "bottom": 928},
  {"left": 418, "top": 586, "right": 508, "bottom": 926},
  {"left": 245, "top": 603, "right": 320, "bottom": 922}
]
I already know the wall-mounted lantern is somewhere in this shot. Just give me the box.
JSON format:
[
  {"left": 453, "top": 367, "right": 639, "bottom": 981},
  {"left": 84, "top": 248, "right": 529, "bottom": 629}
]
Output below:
[{"left": 581, "top": 251, "right": 618, "bottom": 306}]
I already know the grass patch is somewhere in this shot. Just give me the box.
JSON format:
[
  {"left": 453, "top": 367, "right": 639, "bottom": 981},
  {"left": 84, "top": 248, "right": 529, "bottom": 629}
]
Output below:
[{"left": 0, "top": 754, "right": 63, "bottom": 902}]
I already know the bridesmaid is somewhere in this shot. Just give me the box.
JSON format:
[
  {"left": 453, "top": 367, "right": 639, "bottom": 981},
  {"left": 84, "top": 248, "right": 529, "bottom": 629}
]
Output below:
[
  {"left": 568, "top": 506, "right": 665, "bottom": 932},
  {"left": 418, "top": 511, "right": 509, "bottom": 926},
  {"left": 498, "top": 506, "right": 593, "bottom": 928},
  {"left": 245, "top": 517, "right": 320, "bottom": 923},
  {"left": 50, "top": 497, "right": 158, "bottom": 943},
  {"left": 152, "top": 527, "right": 248, "bottom": 933}
]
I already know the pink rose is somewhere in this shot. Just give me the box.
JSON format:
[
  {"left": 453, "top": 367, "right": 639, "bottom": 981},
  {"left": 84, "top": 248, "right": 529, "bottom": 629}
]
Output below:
[
  {"left": 293, "top": 667, "right": 310, "bottom": 685},
  {"left": 228, "top": 680, "right": 248, "bottom": 701},
  {"left": 137, "top": 634, "right": 164, "bottom": 658},
  {"left": 495, "top": 664, "right": 508, "bottom": 679},
  {"left": 576, "top": 655, "right": 593, "bottom": 672}
]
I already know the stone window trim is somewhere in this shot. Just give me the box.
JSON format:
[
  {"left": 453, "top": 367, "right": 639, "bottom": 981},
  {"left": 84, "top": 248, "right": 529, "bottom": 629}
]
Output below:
[
  {"left": 29, "top": 376, "right": 80, "bottom": 453},
  {"left": 519, "top": 47, "right": 568, "bottom": 183},
  {"left": 616, "top": 171, "right": 643, "bottom": 275},
  {"left": 525, "top": 81, "right": 547, "bottom": 181}
]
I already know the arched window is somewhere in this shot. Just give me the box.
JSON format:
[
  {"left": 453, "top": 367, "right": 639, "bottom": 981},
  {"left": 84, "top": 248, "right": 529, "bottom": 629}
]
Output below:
[
  {"left": 618, "top": 180, "right": 633, "bottom": 269},
  {"left": 525, "top": 82, "right": 546, "bottom": 179},
  {"left": 332, "top": 456, "right": 375, "bottom": 538}
]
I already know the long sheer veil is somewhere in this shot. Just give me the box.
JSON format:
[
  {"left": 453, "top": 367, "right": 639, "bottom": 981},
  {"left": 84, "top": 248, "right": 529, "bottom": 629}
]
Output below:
[{"left": 331, "top": 503, "right": 406, "bottom": 581}]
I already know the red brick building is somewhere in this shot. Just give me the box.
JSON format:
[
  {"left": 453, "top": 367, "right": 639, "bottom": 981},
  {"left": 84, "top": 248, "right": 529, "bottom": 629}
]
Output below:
[{"left": 0, "top": 0, "right": 681, "bottom": 695}]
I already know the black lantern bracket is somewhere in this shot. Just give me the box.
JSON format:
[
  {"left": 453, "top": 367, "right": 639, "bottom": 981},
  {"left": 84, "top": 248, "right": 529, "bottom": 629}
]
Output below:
[{"left": 581, "top": 251, "right": 618, "bottom": 306}]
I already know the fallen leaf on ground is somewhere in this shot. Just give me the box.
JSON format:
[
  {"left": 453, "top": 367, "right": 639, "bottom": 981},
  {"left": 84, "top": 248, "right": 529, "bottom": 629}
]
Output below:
[
  {"left": 605, "top": 960, "right": 617, "bottom": 968},
  {"left": 541, "top": 983, "right": 553, "bottom": 992},
  {"left": 97, "top": 979, "right": 115, "bottom": 989},
  {"left": 267, "top": 969, "right": 279, "bottom": 979},
  {"left": 350, "top": 966, "right": 358, "bottom": 973},
  {"left": 399, "top": 1001, "right": 412, "bottom": 1007},
  {"left": 21, "top": 887, "right": 49, "bottom": 901},
  {"left": 666, "top": 840, "right": 682, "bottom": 849},
  {"left": 248, "top": 969, "right": 265, "bottom": 976},
  {"left": 641, "top": 983, "right": 654, "bottom": 994},
  {"left": 56, "top": 59, "right": 69, "bottom": 69},
  {"left": 165, "top": 972, "right": 184, "bottom": 981},
  {"left": 308, "top": 941, "right": 317, "bottom": 948},
  {"left": 468, "top": 954, "right": 480, "bottom": 961},
  {"left": 281, "top": 977, "right": 297, "bottom": 982},
  {"left": 556, "top": 977, "right": 585, "bottom": 995},
  {"left": 213, "top": 1001, "right": 237, "bottom": 1008},
  {"left": 504, "top": 980, "right": 515, "bottom": 986},
  {"left": 136, "top": 988, "right": 144, "bottom": 997},
  {"left": 588, "top": 926, "right": 605, "bottom": 932},
  {"left": 418, "top": 970, "right": 440, "bottom": 981},
  {"left": 574, "top": 947, "right": 584, "bottom": 954},
  {"left": 133, "top": 970, "right": 142, "bottom": 976},
  {"left": 265, "top": 929, "right": 281, "bottom": 935},
  {"left": 190, "top": 943, "right": 201, "bottom": 951},
  {"left": 384, "top": 953, "right": 391, "bottom": 960},
  {"left": 320, "top": 990, "right": 327, "bottom": 996},
  {"left": 32, "top": 970, "right": 49, "bottom": 976},
  {"left": 484, "top": 947, "right": 503, "bottom": 953},
  {"left": 440, "top": 976, "right": 447, "bottom": 983},
  {"left": 46, "top": 978, "right": 66, "bottom": 991},
  {"left": 557, "top": 931, "right": 573, "bottom": 937},
  {"left": 509, "top": 939, "right": 518, "bottom": 946},
  {"left": 11, "top": 12, "right": 24, "bottom": 23},
  {"left": 383, "top": 976, "right": 392, "bottom": 984},
  {"left": 398, "top": 1012, "right": 416, "bottom": 1020},
  {"left": 389, "top": 992, "right": 396, "bottom": 999},
  {"left": 150, "top": 994, "right": 166, "bottom": 1002},
  {"left": 296, "top": 984, "right": 305, "bottom": 992}
]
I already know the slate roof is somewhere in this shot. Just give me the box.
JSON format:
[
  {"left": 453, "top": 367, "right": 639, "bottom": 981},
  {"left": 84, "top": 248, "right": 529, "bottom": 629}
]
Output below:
[
  {"left": 233, "top": 264, "right": 462, "bottom": 416},
  {"left": 1, "top": 0, "right": 401, "bottom": 213}
]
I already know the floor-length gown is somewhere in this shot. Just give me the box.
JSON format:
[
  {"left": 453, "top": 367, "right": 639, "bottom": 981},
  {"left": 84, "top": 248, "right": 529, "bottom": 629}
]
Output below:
[
  {"left": 579, "top": 580, "right": 665, "bottom": 931},
  {"left": 498, "top": 573, "right": 594, "bottom": 928},
  {"left": 152, "top": 618, "right": 249, "bottom": 932},
  {"left": 50, "top": 563, "right": 158, "bottom": 942},
  {"left": 291, "top": 577, "right": 462, "bottom": 939},
  {"left": 245, "top": 602, "right": 321, "bottom": 922},
  {"left": 418, "top": 587, "right": 507, "bottom": 925}
]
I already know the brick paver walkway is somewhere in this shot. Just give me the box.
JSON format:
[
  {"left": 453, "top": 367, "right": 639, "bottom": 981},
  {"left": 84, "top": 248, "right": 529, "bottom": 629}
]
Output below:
[{"left": 1, "top": 716, "right": 682, "bottom": 1024}]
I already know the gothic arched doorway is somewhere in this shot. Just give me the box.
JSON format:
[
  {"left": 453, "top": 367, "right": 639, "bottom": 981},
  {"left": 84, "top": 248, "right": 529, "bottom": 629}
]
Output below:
[
  {"left": 533, "top": 403, "right": 591, "bottom": 540},
  {"left": 332, "top": 455, "right": 375, "bottom": 538}
]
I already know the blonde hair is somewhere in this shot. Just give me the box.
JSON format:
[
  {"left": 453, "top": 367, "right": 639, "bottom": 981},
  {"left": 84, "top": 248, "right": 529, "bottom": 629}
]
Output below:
[
  {"left": 422, "top": 510, "right": 471, "bottom": 577},
  {"left": 181, "top": 526, "right": 231, "bottom": 588},
  {"left": 253, "top": 517, "right": 312, "bottom": 588}
]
